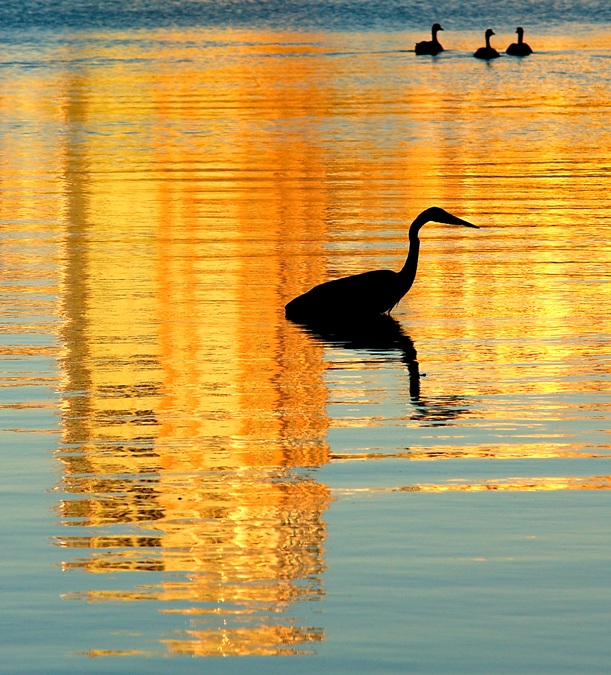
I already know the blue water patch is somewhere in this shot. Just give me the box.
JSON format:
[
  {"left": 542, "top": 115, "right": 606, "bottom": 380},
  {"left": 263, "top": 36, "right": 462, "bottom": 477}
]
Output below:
[{"left": 0, "top": 0, "right": 610, "bottom": 32}]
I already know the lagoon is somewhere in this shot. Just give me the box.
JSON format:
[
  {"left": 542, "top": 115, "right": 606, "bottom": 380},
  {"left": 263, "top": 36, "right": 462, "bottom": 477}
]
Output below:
[{"left": 1, "top": 7, "right": 611, "bottom": 672}]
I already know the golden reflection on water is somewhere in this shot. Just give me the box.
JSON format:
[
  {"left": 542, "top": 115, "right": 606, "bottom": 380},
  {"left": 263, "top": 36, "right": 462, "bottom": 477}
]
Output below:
[
  {"left": 1, "top": 26, "right": 610, "bottom": 657},
  {"left": 45, "top": 29, "right": 342, "bottom": 657},
  {"left": 333, "top": 475, "right": 611, "bottom": 494}
]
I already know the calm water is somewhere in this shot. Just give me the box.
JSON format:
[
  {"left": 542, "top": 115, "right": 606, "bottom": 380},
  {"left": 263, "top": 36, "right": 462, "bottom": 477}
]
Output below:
[{"left": 1, "top": 1, "right": 611, "bottom": 671}]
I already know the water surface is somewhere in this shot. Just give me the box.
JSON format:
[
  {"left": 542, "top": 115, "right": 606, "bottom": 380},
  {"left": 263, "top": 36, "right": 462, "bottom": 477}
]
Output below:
[{"left": 1, "top": 10, "right": 611, "bottom": 672}]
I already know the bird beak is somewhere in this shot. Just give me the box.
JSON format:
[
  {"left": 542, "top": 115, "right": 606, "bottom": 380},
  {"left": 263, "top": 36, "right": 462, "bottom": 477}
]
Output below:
[{"left": 446, "top": 214, "right": 479, "bottom": 228}]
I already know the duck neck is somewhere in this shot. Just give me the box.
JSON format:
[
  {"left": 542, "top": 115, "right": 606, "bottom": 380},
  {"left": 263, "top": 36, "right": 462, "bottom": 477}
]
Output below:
[
  {"left": 486, "top": 34, "right": 491, "bottom": 49},
  {"left": 518, "top": 32, "right": 524, "bottom": 45}
]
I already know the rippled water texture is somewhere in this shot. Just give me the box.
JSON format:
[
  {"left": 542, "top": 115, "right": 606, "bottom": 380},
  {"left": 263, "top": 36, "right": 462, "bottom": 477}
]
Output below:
[{"left": 1, "top": 15, "right": 611, "bottom": 673}]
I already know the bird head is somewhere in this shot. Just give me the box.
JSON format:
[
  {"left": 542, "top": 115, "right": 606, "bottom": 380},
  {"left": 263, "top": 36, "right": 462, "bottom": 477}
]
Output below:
[
  {"left": 415, "top": 207, "right": 478, "bottom": 230},
  {"left": 432, "top": 23, "right": 443, "bottom": 32},
  {"left": 516, "top": 27, "right": 524, "bottom": 35},
  {"left": 485, "top": 29, "right": 495, "bottom": 38}
]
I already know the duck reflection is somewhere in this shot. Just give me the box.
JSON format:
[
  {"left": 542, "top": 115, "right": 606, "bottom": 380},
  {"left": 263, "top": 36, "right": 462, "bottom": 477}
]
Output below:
[{"left": 289, "top": 314, "right": 470, "bottom": 425}]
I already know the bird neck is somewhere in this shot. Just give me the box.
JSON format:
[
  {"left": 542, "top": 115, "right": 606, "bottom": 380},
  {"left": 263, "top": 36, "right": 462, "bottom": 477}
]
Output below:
[
  {"left": 485, "top": 34, "right": 491, "bottom": 48},
  {"left": 398, "top": 229, "right": 421, "bottom": 292},
  {"left": 518, "top": 33, "right": 524, "bottom": 45}
]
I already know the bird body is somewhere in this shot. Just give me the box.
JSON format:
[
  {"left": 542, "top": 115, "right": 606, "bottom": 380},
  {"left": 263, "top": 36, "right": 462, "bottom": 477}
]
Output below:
[
  {"left": 474, "top": 29, "right": 500, "bottom": 59},
  {"left": 285, "top": 207, "right": 478, "bottom": 322},
  {"left": 415, "top": 23, "right": 444, "bottom": 55},
  {"left": 506, "top": 27, "right": 532, "bottom": 56},
  {"left": 287, "top": 269, "right": 409, "bottom": 319}
]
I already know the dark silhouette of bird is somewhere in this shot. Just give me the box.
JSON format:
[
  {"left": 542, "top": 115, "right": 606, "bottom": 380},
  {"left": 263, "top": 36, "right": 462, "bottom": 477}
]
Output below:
[
  {"left": 415, "top": 24, "right": 444, "bottom": 55},
  {"left": 474, "top": 29, "right": 500, "bottom": 59},
  {"left": 284, "top": 207, "right": 478, "bottom": 322},
  {"left": 506, "top": 27, "right": 533, "bottom": 56}
]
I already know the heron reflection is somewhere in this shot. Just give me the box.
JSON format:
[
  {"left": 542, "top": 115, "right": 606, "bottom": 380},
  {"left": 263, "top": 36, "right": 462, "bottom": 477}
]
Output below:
[
  {"left": 293, "top": 314, "right": 421, "bottom": 397},
  {"left": 289, "top": 314, "right": 471, "bottom": 425}
]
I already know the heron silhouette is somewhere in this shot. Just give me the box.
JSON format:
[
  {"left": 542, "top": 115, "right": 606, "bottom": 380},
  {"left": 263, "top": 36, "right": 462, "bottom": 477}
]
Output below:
[
  {"left": 506, "top": 27, "right": 533, "bottom": 56},
  {"left": 474, "top": 29, "right": 500, "bottom": 59},
  {"left": 415, "top": 23, "right": 444, "bottom": 55},
  {"left": 285, "top": 207, "right": 478, "bottom": 322}
]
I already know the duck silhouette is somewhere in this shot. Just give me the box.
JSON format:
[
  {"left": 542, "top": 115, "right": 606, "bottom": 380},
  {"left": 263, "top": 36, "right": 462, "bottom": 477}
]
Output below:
[
  {"left": 415, "top": 23, "right": 444, "bottom": 55},
  {"left": 474, "top": 29, "right": 500, "bottom": 60},
  {"left": 506, "top": 27, "right": 533, "bottom": 56}
]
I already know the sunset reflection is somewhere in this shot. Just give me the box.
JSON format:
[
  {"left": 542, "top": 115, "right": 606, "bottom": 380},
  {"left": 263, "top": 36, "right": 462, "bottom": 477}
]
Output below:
[
  {"left": 333, "top": 475, "right": 611, "bottom": 495},
  {"left": 2, "top": 22, "right": 609, "bottom": 661},
  {"left": 51, "top": 30, "right": 338, "bottom": 656}
]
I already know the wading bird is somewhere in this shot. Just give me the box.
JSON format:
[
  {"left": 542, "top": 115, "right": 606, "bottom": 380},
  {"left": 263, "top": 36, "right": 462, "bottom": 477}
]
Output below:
[
  {"left": 415, "top": 23, "right": 444, "bottom": 55},
  {"left": 284, "top": 207, "right": 478, "bottom": 322},
  {"left": 474, "top": 29, "right": 500, "bottom": 59},
  {"left": 506, "top": 27, "right": 533, "bottom": 56}
]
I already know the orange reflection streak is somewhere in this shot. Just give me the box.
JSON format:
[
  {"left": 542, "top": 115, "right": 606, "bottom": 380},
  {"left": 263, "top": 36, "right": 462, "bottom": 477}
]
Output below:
[
  {"left": 50, "top": 31, "right": 335, "bottom": 656},
  {"left": 331, "top": 446, "right": 610, "bottom": 461},
  {"left": 162, "top": 623, "right": 324, "bottom": 657},
  {"left": 333, "top": 475, "right": 611, "bottom": 495},
  {"left": 399, "top": 476, "right": 611, "bottom": 492}
]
